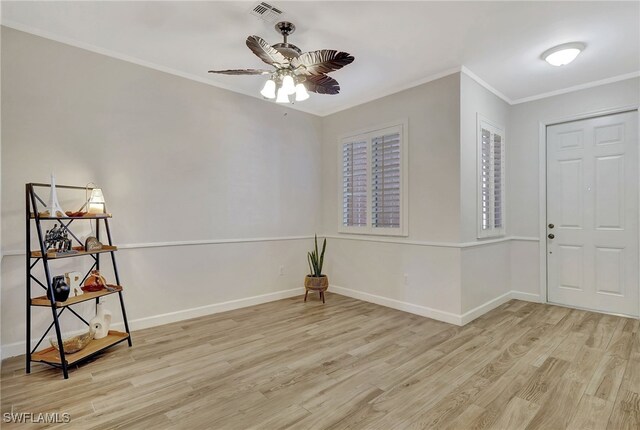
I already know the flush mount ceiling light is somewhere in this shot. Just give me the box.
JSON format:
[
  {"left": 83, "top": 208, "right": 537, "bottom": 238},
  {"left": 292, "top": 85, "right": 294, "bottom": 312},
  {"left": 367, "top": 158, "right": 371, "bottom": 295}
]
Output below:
[
  {"left": 208, "top": 21, "right": 354, "bottom": 103},
  {"left": 542, "top": 42, "right": 585, "bottom": 66}
]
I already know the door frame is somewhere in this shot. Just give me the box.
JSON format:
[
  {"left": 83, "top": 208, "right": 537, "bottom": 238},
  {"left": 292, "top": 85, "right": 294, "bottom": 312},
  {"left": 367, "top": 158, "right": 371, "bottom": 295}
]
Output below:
[{"left": 538, "top": 104, "right": 640, "bottom": 315}]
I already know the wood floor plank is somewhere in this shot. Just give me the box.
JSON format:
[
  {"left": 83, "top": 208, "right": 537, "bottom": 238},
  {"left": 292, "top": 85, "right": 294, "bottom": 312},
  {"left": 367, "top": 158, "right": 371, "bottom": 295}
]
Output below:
[
  {"left": 586, "top": 353, "right": 627, "bottom": 402},
  {"left": 523, "top": 377, "right": 585, "bottom": 430},
  {"left": 566, "top": 394, "right": 614, "bottom": 430},
  {"left": 516, "top": 356, "right": 571, "bottom": 404},
  {"left": 489, "top": 396, "right": 539, "bottom": 430},
  {"left": 607, "top": 389, "right": 640, "bottom": 430},
  {"left": 1, "top": 296, "right": 636, "bottom": 429}
]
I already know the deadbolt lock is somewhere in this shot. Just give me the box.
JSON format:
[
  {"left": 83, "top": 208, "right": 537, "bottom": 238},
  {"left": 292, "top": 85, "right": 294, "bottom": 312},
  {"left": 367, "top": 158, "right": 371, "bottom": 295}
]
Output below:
[{"left": 548, "top": 223, "right": 554, "bottom": 229}]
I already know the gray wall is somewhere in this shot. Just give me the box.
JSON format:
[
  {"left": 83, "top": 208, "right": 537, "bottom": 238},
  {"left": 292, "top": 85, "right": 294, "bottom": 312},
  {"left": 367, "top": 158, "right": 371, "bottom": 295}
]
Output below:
[
  {"left": 322, "top": 73, "right": 462, "bottom": 242},
  {"left": 320, "top": 74, "right": 464, "bottom": 317},
  {"left": 459, "top": 73, "right": 510, "bottom": 243},
  {"left": 508, "top": 77, "right": 640, "bottom": 297},
  {"left": 459, "top": 73, "right": 511, "bottom": 312},
  {"left": 509, "top": 77, "right": 640, "bottom": 238},
  {"left": 1, "top": 27, "right": 323, "bottom": 353}
]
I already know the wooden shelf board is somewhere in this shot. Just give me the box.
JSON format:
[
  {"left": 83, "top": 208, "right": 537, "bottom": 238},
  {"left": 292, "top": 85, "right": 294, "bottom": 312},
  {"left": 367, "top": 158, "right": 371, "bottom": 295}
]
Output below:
[
  {"left": 31, "top": 285, "right": 123, "bottom": 307},
  {"left": 30, "top": 213, "right": 112, "bottom": 220},
  {"left": 31, "top": 245, "right": 117, "bottom": 259},
  {"left": 31, "top": 331, "right": 129, "bottom": 365}
]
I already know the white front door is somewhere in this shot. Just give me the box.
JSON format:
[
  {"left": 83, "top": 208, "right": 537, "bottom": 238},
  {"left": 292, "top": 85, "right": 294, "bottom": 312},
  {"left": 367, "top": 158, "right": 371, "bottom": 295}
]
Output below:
[{"left": 547, "top": 110, "right": 639, "bottom": 317}]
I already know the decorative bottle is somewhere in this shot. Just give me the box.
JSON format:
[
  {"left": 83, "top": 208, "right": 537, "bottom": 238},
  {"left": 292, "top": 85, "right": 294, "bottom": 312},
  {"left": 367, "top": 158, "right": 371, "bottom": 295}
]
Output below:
[{"left": 90, "top": 302, "right": 112, "bottom": 339}]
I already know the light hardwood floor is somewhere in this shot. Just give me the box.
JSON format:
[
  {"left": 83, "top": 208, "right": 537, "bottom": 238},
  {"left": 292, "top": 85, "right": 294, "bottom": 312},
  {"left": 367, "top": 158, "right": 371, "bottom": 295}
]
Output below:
[{"left": 2, "top": 294, "right": 639, "bottom": 429}]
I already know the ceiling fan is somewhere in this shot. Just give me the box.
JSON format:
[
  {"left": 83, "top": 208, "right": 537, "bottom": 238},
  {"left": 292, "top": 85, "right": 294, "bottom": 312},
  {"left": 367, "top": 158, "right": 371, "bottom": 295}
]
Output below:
[{"left": 208, "top": 21, "right": 354, "bottom": 103}]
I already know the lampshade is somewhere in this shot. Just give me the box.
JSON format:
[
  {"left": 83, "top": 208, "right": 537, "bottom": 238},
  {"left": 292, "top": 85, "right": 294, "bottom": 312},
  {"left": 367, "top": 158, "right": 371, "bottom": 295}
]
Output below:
[
  {"left": 260, "top": 79, "right": 276, "bottom": 99},
  {"left": 88, "top": 188, "right": 106, "bottom": 214},
  {"left": 295, "top": 83, "right": 309, "bottom": 102},
  {"left": 275, "top": 87, "right": 289, "bottom": 103},
  {"left": 281, "top": 75, "right": 296, "bottom": 95}
]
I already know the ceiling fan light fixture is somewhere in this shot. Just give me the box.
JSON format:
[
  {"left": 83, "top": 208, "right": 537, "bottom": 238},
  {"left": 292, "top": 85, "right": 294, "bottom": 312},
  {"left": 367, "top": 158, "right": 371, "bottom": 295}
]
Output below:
[
  {"left": 281, "top": 75, "right": 296, "bottom": 95},
  {"left": 260, "top": 79, "right": 276, "bottom": 99},
  {"left": 275, "top": 87, "right": 290, "bottom": 103},
  {"left": 542, "top": 42, "right": 585, "bottom": 66},
  {"left": 208, "top": 21, "right": 354, "bottom": 103},
  {"left": 295, "top": 83, "right": 309, "bottom": 101}
]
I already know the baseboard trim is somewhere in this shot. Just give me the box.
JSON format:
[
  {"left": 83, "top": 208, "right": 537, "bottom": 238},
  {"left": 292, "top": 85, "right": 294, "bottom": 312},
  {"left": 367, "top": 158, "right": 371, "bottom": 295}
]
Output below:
[
  {"left": 331, "top": 285, "right": 543, "bottom": 326},
  {"left": 510, "top": 290, "right": 543, "bottom": 303},
  {"left": 1, "top": 287, "right": 303, "bottom": 360},
  {"left": 330, "top": 285, "right": 464, "bottom": 325},
  {"left": 460, "top": 292, "right": 513, "bottom": 325},
  {"left": 2, "top": 286, "right": 544, "bottom": 359}
]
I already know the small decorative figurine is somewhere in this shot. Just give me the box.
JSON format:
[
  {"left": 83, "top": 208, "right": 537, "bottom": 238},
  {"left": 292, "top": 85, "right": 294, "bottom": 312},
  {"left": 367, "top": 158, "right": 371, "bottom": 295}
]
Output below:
[
  {"left": 84, "top": 236, "right": 103, "bottom": 252},
  {"left": 44, "top": 173, "right": 66, "bottom": 217},
  {"left": 44, "top": 225, "right": 76, "bottom": 255},
  {"left": 65, "top": 271, "right": 83, "bottom": 296}
]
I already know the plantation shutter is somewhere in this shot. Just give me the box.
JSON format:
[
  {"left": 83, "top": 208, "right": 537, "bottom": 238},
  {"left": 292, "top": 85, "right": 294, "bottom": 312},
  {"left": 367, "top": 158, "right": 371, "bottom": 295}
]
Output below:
[
  {"left": 342, "top": 139, "right": 368, "bottom": 227},
  {"left": 478, "top": 118, "right": 505, "bottom": 237},
  {"left": 372, "top": 131, "right": 401, "bottom": 228},
  {"left": 493, "top": 134, "right": 503, "bottom": 229},
  {"left": 480, "top": 128, "right": 492, "bottom": 231}
]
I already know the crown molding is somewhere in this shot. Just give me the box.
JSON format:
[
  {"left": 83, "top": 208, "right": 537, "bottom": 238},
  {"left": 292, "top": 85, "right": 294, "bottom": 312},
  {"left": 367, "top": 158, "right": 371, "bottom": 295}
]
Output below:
[
  {"left": 3, "top": 21, "right": 639, "bottom": 116},
  {"left": 318, "top": 66, "right": 463, "bottom": 116},
  {"left": 510, "top": 71, "right": 640, "bottom": 105},
  {"left": 460, "top": 66, "right": 513, "bottom": 104},
  {"left": 0, "top": 20, "right": 321, "bottom": 117}
]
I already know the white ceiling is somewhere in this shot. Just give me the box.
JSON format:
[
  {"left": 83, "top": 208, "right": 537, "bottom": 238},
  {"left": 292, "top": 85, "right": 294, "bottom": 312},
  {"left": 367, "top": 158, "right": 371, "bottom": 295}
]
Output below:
[{"left": 3, "top": 1, "right": 639, "bottom": 116}]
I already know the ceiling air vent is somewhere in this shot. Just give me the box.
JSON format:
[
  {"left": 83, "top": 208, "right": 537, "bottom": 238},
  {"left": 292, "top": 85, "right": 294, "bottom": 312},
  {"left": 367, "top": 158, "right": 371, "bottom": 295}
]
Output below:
[{"left": 249, "top": 2, "right": 284, "bottom": 23}]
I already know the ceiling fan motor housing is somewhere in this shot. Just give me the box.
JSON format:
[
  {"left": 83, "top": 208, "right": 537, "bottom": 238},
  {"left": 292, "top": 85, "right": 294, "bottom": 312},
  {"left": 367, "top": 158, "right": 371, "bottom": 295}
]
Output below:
[{"left": 273, "top": 21, "right": 301, "bottom": 58}]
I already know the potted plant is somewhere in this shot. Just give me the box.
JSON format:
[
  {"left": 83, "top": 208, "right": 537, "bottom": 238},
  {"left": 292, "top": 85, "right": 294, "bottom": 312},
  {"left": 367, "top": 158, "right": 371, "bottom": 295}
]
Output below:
[{"left": 305, "top": 235, "right": 328, "bottom": 303}]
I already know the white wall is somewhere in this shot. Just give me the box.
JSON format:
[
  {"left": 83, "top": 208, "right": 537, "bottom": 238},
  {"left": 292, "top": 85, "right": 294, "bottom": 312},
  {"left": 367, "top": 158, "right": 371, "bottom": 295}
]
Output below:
[
  {"left": 1, "top": 27, "right": 323, "bottom": 357},
  {"left": 322, "top": 73, "right": 462, "bottom": 243},
  {"left": 509, "top": 77, "right": 640, "bottom": 298},
  {"left": 3, "top": 26, "right": 637, "bottom": 359},
  {"left": 459, "top": 73, "right": 511, "bottom": 312},
  {"left": 321, "top": 73, "right": 464, "bottom": 317},
  {"left": 0, "top": 6, "right": 4, "bottom": 361}
]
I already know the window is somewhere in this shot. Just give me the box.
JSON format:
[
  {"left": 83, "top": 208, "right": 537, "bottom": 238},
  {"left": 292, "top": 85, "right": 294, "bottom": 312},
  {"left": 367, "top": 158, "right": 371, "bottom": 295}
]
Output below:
[
  {"left": 477, "top": 115, "right": 505, "bottom": 238},
  {"left": 340, "top": 121, "right": 408, "bottom": 236}
]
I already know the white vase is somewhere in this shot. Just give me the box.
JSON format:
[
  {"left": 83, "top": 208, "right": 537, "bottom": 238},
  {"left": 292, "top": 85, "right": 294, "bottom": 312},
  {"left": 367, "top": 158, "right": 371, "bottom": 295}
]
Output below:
[{"left": 90, "top": 303, "right": 112, "bottom": 339}]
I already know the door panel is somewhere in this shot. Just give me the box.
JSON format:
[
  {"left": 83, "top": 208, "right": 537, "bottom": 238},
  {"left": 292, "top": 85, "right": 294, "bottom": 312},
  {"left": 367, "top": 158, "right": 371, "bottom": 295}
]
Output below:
[
  {"left": 558, "top": 245, "right": 583, "bottom": 290},
  {"left": 559, "top": 159, "right": 583, "bottom": 227},
  {"left": 595, "top": 155, "right": 624, "bottom": 229},
  {"left": 594, "top": 247, "right": 624, "bottom": 295},
  {"left": 547, "top": 111, "right": 639, "bottom": 316}
]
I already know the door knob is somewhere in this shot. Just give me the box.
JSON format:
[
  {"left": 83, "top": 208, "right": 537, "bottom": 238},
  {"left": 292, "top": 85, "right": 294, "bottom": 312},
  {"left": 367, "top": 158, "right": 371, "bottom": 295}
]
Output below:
[
  {"left": 548, "top": 234, "right": 555, "bottom": 239},
  {"left": 548, "top": 223, "right": 554, "bottom": 229}
]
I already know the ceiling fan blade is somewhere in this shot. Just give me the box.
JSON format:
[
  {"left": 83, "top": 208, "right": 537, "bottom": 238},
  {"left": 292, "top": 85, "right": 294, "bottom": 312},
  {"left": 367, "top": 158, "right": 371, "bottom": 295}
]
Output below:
[
  {"left": 291, "top": 50, "right": 354, "bottom": 75},
  {"left": 246, "top": 35, "right": 289, "bottom": 68},
  {"left": 304, "top": 74, "right": 340, "bottom": 95},
  {"left": 208, "top": 69, "right": 272, "bottom": 75}
]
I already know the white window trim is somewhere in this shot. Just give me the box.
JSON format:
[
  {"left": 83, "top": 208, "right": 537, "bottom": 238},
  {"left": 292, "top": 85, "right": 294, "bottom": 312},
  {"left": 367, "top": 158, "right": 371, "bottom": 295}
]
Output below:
[
  {"left": 477, "top": 114, "right": 506, "bottom": 239},
  {"left": 338, "top": 119, "right": 409, "bottom": 237}
]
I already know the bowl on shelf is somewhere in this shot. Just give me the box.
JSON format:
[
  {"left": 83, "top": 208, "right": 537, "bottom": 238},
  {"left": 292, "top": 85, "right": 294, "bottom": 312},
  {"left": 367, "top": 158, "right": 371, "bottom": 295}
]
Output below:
[{"left": 50, "top": 330, "right": 94, "bottom": 354}]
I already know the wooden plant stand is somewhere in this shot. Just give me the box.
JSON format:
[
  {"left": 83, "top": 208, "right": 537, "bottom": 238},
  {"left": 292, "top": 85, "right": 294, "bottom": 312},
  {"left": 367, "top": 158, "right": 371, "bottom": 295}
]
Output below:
[{"left": 304, "top": 275, "right": 329, "bottom": 304}]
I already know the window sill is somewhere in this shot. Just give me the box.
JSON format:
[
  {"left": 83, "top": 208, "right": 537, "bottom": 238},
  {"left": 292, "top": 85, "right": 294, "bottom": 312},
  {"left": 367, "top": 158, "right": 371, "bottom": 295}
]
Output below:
[{"left": 338, "top": 229, "right": 408, "bottom": 238}]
